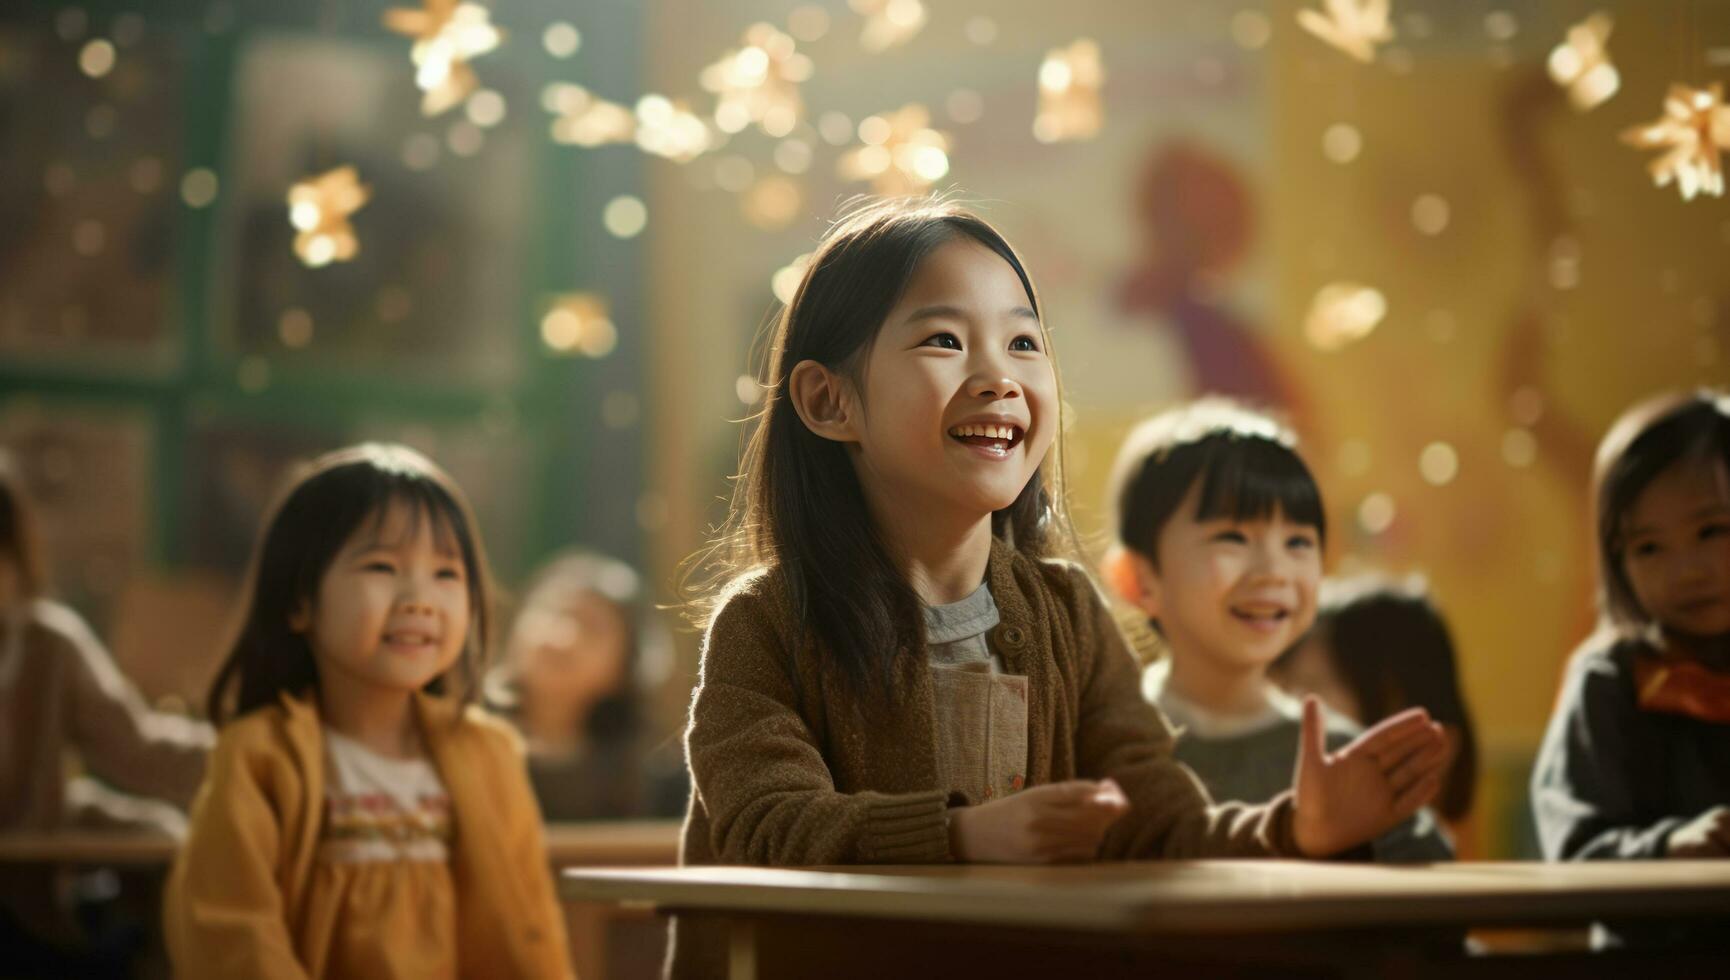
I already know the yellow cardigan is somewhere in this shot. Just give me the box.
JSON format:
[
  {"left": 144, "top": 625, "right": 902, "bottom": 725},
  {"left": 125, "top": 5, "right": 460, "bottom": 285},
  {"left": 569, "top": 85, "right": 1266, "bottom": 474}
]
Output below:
[{"left": 164, "top": 690, "right": 572, "bottom": 979}]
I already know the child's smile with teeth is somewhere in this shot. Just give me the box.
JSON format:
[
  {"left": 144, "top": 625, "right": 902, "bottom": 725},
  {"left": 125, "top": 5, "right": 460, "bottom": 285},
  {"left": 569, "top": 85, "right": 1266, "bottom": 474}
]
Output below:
[
  {"left": 382, "top": 626, "right": 438, "bottom": 651},
  {"left": 1231, "top": 603, "right": 1290, "bottom": 623},
  {"left": 1133, "top": 479, "right": 1323, "bottom": 671},
  {"left": 1229, "top": 600, "right": 1295, "bottom": 634},
  {"left": 294, "top": 500, "right": 472, "bottom": 697},
  {"left": 948, "top": 421, "right": 1025, "bottom": 457},
  {"left": 789, "top": 236, "right": 1057, "bottom": 521}
]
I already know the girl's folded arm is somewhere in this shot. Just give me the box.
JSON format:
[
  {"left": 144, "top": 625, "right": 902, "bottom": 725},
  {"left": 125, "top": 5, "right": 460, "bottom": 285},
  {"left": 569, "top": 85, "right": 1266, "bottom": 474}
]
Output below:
[{"left": 688, "top": 592, "right": 950, "bottom": 866}]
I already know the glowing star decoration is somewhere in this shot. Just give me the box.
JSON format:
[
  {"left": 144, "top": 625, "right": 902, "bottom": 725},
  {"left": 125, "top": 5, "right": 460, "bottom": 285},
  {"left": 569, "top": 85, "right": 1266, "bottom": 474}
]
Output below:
[
  {"left": 700, "top": 23, "right": 812, "bottom": 138},
  {"left": 851, "top": 0, "right": 926, "bottom": 53},
  {"left": 1303, "top": 281, "right": 1386, "bottom": 351},
  {"left": 838, "top": 104, "right": 950, "bottom": 195},
  {"left": 1296, "top": 0, "right": 1394, "bottom": 64},
  {"left": 634, "top": 95, "right": 712, "bottom": 163},
  {"left": 1621, "top": 84, "right": 1730, "bottom": 200},
  {"left": 1547, "top": 13, "right": 1620, "bottom": 112},
  {"left": 287, "top": 166, "right": 369, "bottom": 268},
  {"left": 540, "top": 293, "right": 617, "bottom": 358},
  {"left": 1033, "top": 39, "right": 1104, "bottom": 144},
  {"left": 382, "top": 1, "right": 503, "bottom": 117},
  {"left": 544, "top": 83, "right": 636, "bottom": 147}
]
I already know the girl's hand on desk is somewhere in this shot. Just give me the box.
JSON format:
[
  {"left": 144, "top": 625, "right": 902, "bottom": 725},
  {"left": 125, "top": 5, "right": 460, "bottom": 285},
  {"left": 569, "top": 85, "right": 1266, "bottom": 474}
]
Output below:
[
  {"left": 1667, "top": 806, "right": 1730, "bottom": 858},
  {"left": 1291, "top": 697, "right": 1448, "bottom": 858},
  {"left": 948, "top": 779, "right": 1129, "bottom": 863}
]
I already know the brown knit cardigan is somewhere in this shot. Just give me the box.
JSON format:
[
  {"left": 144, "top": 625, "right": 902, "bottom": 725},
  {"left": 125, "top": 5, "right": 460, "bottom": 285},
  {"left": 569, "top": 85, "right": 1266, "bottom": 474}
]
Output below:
[{"left": 670, "top": 536, "right": 1299, "bottom": 977}]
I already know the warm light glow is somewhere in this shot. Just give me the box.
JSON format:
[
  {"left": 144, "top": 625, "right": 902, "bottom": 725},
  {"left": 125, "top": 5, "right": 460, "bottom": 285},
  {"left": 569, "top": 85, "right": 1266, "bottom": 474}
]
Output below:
[
  {"left": 1548, "top": 13, "right": 1620, "bottom": 112},
  {"left": 78, "top": 39, "right": 116, "bottom": 78},
  {"left": 1034, "top": 39, "right": 1104, "bottom": 143},
  {"left": 1622, "top": 83, "right": 1730, "bottom": 200},
  {"left": 286, "top": 166, "right": 369, "bottom": 267},
  {"left": 700, "top": 23, "right": 811, "bottom": 139},
  {"left": 1304, "top": 282, "right": 1386, "bottom": 351},
  {"left": 382, "top": 1, "right": 503, "bottom": 117},
  {"left": 603, "top": 196, "right": 648, "bottom": 239},
  {"left": 1296, "top": 0, "right": 1394, "bottom": 64},
  {"left": 541, "top": 293, "right": 617, "bottom": 358},
  {"left": 852, "top": 0, "right": 927, "bottom": 52},
  {"left": 837, "top": 104, "right": 952, "bottom": 195},
  {"left": 1419, "top": 442, "right": 1460, "bottom": 486},
  {"left": 546, "top": 84, "right": 636, "bottom": 147}
]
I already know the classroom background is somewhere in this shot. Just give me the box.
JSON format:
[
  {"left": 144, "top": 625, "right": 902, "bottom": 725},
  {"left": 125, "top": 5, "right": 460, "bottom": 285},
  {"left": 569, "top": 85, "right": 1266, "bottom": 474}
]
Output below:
[{"left": 4, "top": 0, "right": 1727, "bottom": 863}]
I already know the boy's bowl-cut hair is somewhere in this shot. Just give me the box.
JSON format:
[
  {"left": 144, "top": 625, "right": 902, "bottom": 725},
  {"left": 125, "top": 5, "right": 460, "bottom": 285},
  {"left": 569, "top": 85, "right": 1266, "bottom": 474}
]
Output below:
[{"left": 1109, "top": 398, "right": 1326, "bottom": 567}]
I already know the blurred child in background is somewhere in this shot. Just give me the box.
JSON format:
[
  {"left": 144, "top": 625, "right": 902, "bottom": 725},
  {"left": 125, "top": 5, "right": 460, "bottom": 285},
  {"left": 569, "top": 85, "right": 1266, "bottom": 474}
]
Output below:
[
  {"left": 0, "top": 449, "right": 211, "bottom": 834},
  {"left": 1531, "top": 389, "right": 1730, "bottom": 948},
  {"left": 490, "top": 549, "right": 687, "bottom": 821},
  {"left": 1532, "top": 391, "right": 1730, "bottom": 863},
  {"left": 1273, "top": 575, "right": 1480, "bottom": 857},
  {"left": 166, "top": 444, "right": 569, "bottom": 977},
  {"left": 0, "top": 448, "right": 212, "bottom": 974}
]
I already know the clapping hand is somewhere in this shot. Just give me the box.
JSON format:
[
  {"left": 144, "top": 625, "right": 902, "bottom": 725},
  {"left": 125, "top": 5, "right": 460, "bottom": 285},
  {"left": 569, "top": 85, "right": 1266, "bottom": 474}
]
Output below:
[{"left": 1291, "top": 697, "right": 1449, "bottom": 858}]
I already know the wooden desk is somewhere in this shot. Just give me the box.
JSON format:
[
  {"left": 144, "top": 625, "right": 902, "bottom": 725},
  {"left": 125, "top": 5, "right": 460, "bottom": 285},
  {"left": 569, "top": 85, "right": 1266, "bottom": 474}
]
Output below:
[
  {"left": 0, "top": 821, "right": 683, "bottom": 980},
  {"left": 546, "top": 820, "right": 682, "bottom": 867},
  {"left": 0, "top": 831, "right": 178, "bottom": 866},
  {"left": 0, "top": 820, "right": 681, "bottom": 869},
  {"left": 562, "top": 861, "right": 1730, "bottom": 979}
]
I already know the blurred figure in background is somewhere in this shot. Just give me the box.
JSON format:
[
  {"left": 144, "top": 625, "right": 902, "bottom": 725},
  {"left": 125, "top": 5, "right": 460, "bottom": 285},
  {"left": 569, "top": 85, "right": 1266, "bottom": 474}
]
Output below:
[
  {"left": 490, "top": 550, "right": 687, "bottom": 821},
  {"left": 0, "top": 449, "right": 212, "bottom": 974},
  {"left": 1529, "top": 391, "right": 1730, "bottom": 949},
  {"left": 0, "top": 448, "right": 212, "bottom": 831},
  {"left": 1273, "top": 575, "right": 1481, "bottom": 858}
]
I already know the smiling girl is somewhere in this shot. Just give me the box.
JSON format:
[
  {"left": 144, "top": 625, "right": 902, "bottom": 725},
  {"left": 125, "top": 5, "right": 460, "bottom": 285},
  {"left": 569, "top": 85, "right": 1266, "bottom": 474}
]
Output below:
[
  {"left": 672, "top": 199, "right": 1448, "bottom": 977},
  {"left": 165, "top": 444, "right": 569, "bottom": 978}
]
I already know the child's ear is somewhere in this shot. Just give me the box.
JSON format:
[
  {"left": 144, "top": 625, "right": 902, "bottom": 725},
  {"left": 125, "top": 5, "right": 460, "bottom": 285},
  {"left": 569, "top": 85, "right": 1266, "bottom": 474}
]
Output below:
[
  {"left": 1102, "top": 544, "right": 1164, "bottom": 619},
  {"left": 787, "top": 359, "right": 860, "bottom": 443}
]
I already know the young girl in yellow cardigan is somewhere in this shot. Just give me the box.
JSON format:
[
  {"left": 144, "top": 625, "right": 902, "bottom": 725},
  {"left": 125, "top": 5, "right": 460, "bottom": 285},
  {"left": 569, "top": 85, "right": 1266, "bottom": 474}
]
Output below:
[
  {"left": 671, "top": 197, "right": 1450, "bottom": 977},
  {"left": 165, "top": 444, "right": 570, "bottom": 978}
]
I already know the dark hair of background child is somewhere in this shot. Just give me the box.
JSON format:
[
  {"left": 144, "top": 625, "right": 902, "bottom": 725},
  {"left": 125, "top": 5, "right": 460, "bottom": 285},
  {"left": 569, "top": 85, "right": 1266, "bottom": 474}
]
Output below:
[{"left": 1591, "top": 389, "right": 1730, "bottom": 635}]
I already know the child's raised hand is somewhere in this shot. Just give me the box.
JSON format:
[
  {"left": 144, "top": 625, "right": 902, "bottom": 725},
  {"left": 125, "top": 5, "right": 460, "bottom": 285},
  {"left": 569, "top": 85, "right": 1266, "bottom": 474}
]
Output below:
[
  {"left": 948, "top": 779, "right": 1130, "bottom": 864},
  {"left": 1291, "top": 696, "right": 1448, "bottom": 858},
  {"left": 1667, "top": 806, "right": 1730, "bottom": 858}
]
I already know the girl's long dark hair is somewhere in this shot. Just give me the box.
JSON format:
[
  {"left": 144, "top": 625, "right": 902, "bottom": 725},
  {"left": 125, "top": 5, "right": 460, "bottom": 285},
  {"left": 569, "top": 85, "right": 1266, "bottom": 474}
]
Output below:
[
  {"left": 1110, "top": 398, "right": 1326, "bottom": 567},
  {"left": 1591, "top": 388, "right": 1730, "bottom": 636},
  {"left": 683, "top": 197, "right": 1075, "bottom": 698},
  {"left": 206, "top": 443, "right": 494, "bottom": 725}
]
